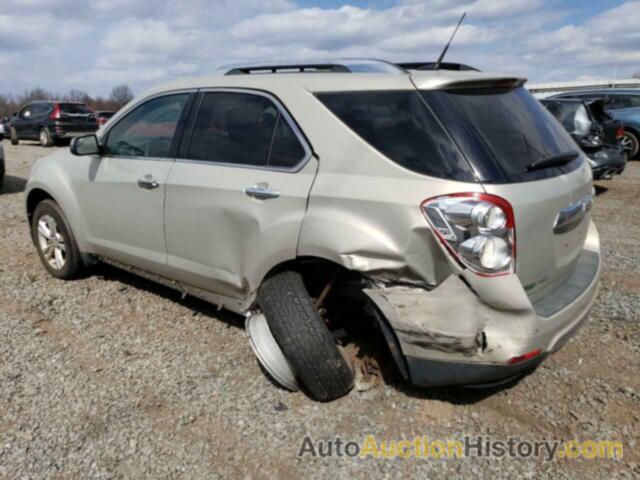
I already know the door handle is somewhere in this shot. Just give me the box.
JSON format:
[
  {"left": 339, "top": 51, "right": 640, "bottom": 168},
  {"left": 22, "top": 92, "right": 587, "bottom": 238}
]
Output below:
[
  {"left": 137, "top": 175, "right": 160, "bottom": 190},
  {"left": 244, "top": 184, "right": 280, "bottom": 200}
]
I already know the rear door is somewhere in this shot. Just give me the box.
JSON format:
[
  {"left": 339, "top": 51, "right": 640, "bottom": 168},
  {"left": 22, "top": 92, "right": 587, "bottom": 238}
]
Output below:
[
  {"left": 76, "top": 92, "right": 192, "bottom": 275},
  {"left": 164, "top": 90, "right": 316, "bottom": 299}
]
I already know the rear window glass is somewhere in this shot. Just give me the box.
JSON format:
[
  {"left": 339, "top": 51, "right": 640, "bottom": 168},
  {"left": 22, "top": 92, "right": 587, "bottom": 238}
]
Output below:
[
  {"left": 425, "top": 87, "right": 578, "bottom": 181},
  {"left": 60, "top": 103, "right": 92, "bottom": 114},
  {"left": 316, "top": 91, "right": 475, "bottom": 181}
]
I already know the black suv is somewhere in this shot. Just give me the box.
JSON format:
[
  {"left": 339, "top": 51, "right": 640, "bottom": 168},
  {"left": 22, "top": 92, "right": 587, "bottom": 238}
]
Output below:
[{"left": 10, "top": 101, "right": 98, "bottom": 147}]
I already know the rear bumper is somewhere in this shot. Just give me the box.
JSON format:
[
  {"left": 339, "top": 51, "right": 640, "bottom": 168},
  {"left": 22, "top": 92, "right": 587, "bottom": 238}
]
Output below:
[
  {"left": 589, "top": 147, "right": 626, "bottom": 179},
  {"left": 364, "top": 220, "right": 600, "bottom": 387}
]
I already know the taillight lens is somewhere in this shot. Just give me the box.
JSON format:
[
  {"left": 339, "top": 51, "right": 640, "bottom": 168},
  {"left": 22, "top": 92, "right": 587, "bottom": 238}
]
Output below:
[
  {"left": 616, "top": 126, "right": 625, "bottom": 138},
  {"left": 49, "top": 104, "right": 61, "bottom": 120},
  {"left": 421, "top": 193, "right": 516, "bottom": 276}
]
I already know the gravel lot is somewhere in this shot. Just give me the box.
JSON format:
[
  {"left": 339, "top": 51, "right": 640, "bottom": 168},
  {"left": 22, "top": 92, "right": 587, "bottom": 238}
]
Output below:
[{"left": 0, "top": 142, "right": 638, "bottom": 479}]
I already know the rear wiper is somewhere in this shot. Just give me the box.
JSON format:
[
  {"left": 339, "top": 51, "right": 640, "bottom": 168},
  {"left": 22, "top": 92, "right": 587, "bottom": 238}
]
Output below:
[{"left": 525, "top": 150, "right": 580, "bottom": 172}]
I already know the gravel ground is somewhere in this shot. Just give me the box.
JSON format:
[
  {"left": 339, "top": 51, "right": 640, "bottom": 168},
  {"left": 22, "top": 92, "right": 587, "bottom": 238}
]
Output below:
[{"left": 0, "top": 142, "right": 638, "bottom": 479}]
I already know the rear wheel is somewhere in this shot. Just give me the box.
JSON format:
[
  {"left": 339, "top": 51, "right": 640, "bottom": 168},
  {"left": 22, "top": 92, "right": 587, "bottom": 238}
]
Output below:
[
  {"left": 32, "top": 200, "right": 84, "bottom": 279},
  {"left": 39, "top": 128, "right": 53, "bottom": 147},
  {"left": 10, "top": 127, "right": 18, "bottom": 145},
  {"left": 258, "top": 271, "right": 354, "bottom": 401},
  {"left": 621, "top": 130, "right": 639, "bottom": 159}
]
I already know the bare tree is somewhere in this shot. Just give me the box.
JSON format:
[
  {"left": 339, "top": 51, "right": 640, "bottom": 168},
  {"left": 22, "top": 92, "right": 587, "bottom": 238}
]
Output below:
[
  {"left": 108, "top": 84, "right": 134, "bottom": 108},
  {"left": 0, "top": 84, "right": 135, "bottom": 117}
]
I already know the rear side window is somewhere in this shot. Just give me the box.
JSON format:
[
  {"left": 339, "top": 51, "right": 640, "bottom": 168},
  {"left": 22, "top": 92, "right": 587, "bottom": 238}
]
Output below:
[
  {"left": 187, "top": 92, "right": 307, "bottom": 168},
  {"left": 316, "top": 91, "right": 475, "bottom": 181},
  {"left": 105, "top": 94, "right": 189, "bottom": 158}
]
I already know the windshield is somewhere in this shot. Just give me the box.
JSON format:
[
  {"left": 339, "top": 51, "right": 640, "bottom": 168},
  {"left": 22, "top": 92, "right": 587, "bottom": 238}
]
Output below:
[{"left": 421, "top": 87, "right": 582, "bottom": 182}]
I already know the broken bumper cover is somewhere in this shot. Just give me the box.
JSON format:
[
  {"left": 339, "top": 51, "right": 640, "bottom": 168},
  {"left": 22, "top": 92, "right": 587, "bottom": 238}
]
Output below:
[{"left": 364, "top": 221, "right": 601, "bottom": 387}]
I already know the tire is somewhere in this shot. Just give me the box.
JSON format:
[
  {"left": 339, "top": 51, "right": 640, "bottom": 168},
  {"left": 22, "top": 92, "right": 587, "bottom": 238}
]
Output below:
[
  {"left": 258, "top": 271, "right": 354, "bottom": 401},
  {"left": 39, "top": 127, "right": 53, "bottom": 147},
  {"left": 622, "top": 130, "right": 639, "bottom": 159},
  {"left": 10, "top": 127, "right": 18, "bottom": 145},
  {"left": 32, "top": 200, "right": 84, "bottom": 279}
]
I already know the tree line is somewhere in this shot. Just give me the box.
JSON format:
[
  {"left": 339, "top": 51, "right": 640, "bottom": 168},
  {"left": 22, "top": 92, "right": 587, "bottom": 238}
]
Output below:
[{"left": 0, "top": 85, "right": 134, "bottom": 118}]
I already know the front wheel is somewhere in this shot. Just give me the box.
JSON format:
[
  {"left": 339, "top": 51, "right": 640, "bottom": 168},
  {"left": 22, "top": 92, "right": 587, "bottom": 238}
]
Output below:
[
  {"left": 32, "top": 200, "right": 84, "bottom": 279},
  {"left": 258, "top": 271, "right": 354, "bottom": 401}
]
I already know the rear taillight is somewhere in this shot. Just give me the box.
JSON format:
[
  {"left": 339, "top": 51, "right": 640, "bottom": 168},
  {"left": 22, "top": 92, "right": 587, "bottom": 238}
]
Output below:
[
  {"left": 49, "top": 104, "right": 61, "bottom": 120},
  {"left": 421, "top": 193, "right": 516, "bottom": 277},
  {"left": 616, "top": 126, "right": 625, "bottom": 138}
]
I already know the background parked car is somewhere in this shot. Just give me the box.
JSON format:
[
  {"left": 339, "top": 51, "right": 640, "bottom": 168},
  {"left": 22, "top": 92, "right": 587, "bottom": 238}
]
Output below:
[
  {"left": 0, "top": 117, "right": 10, "bottom": 137},
  {"left": 10, "top": 101, "right": 98, "bottom": 147},
  {"left": 542, "top": 98, "right": 626, "bottom": 179},
  {"left": 94, "top": 110, "right": 116, "bottom": 126},
  {"left": 550, "top": 88, "right": 640, "bottom": 159}
]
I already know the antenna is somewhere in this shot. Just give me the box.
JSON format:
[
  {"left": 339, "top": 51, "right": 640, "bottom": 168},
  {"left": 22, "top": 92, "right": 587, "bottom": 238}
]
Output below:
[{"left": 434, "top": 12, "right": 466, "bottom": 70}]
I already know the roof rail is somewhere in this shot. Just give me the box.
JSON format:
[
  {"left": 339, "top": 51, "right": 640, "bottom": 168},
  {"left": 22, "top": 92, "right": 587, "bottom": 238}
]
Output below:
[
  {"left": 225, "top": 63, "right": 350, "bottom": 75},
  {"left": 221, "top": 58, "right": 406, "bottom": 76},
  {"left": 397, "top": 61, "right": 480, "bottom": 72}
]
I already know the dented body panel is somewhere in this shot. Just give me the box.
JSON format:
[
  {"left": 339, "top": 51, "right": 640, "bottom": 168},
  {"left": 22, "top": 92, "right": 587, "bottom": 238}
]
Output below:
[{"left": 363, "top": 220, "right": 600, "bottom": 385}]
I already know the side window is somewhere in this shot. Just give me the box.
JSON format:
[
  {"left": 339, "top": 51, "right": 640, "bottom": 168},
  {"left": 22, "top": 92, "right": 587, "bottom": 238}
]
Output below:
[
  {"left": 269, "top": 115, "right": 307, "bottom": 167},
  {"left": 33, "top": 104, "right": 49, "bottom": 116},
  {"left": 105, "top": 94, "right": 189, "bottom": 158},
  {"left": 609, "top": 95, "right": 631, "bottom": 109},
  {"left": 21, "top": 106, "right": 33, "bottom": 118},
  {"left": 187, "top": 92, "right": 306, "bottom": 168}
]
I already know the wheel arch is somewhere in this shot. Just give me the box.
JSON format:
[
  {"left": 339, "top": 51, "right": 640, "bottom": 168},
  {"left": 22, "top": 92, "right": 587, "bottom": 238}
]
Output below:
[
  {"left": 25, "top": 185, "right": 91, "bottom": 261},
  {"left": 255, "top": 255, "right": 410, "bottom": 381}
]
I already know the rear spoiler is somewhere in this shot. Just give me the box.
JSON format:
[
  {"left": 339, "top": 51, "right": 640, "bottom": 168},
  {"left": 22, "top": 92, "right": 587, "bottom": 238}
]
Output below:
[
  {"left": 411, "top": 74, "right": 527, "bottom": 91},
  {"left": 397, "top": 61, "right": 480, "bottom": 72}
]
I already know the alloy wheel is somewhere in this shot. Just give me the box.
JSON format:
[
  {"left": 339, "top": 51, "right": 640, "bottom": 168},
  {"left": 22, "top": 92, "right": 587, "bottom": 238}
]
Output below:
[{"left": 37, "top": 214, "right": 66, "bottom": 270}]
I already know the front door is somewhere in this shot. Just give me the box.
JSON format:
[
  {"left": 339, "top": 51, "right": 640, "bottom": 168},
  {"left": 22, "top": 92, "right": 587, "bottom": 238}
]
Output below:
[
  {"left": 164, "top": 91, "right": 316, "bottom": 299},
  {"left": 74, "top": 93, "right": 192, "bottom": 275}
]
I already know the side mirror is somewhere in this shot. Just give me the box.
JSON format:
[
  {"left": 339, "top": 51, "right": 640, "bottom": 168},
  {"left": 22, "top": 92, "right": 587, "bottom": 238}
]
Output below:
[{"left": 70, "top": 134, "right": 101, "bottom": 156}]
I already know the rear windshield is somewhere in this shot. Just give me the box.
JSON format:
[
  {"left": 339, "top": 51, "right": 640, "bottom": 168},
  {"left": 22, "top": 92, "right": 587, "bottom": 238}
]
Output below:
[
  {"left": 316, "top": 91, "right": 475, "bottom": 182},
  {"left": 60, "top": 103, "right": 92, "bottom": 114},
  {"left": 421, "top": 87, "right": 581, "bottom": 182}
]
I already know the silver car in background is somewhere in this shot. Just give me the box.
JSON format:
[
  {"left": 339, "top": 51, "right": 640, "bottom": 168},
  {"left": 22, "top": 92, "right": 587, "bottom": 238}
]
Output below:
[{"left": 25, "top": 59, "right": 600, "bottom": 401}]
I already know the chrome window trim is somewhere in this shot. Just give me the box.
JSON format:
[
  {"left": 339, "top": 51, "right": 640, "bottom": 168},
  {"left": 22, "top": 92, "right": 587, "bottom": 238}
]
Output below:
[{"left": 175, "top": 87, "right": 313, "bottom": 174}]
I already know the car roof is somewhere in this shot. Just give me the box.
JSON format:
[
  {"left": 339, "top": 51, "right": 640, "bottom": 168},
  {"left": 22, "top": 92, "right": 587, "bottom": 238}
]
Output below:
[
  {"left": 541, "top": 98, "right": 584, "bottom": 103},
  {"left": 143, "top": 68, "right": 525, "bottom": 98},
  {"left": 555, "top": 88, "right": 640, "bottom": 96}
]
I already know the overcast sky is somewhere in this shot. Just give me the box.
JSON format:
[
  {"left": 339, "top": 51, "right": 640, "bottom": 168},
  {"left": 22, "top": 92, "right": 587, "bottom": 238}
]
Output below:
[{"left": 1, "top": 0, "right": 638, "bottom": 97}]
